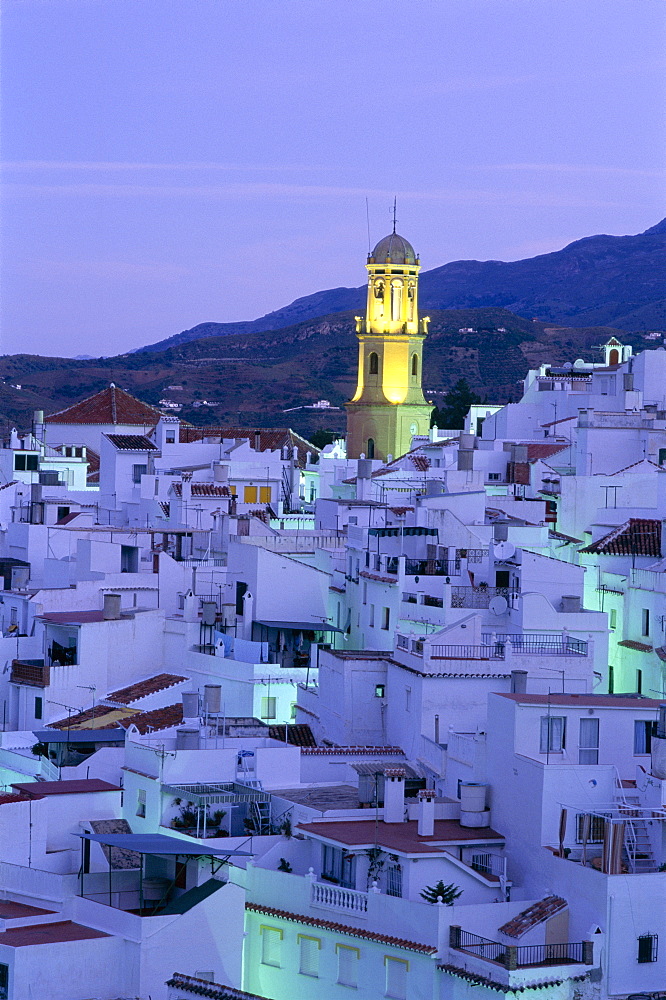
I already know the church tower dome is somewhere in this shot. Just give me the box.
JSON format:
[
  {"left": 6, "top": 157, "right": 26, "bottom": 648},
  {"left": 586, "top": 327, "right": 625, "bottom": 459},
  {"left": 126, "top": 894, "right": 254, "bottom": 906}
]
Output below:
[{"left": 345, "top": 222, "right": 433, "bottom": 461}]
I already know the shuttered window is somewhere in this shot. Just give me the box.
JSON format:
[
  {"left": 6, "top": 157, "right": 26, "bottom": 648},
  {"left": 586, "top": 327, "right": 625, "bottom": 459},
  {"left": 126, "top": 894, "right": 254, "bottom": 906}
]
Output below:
[
  {"left": 244, "top": 485, "right": 257, "bottom": 503},
  {"left": 384, "top": 956, "right": 408, "bottom": 999},
  {"left": 260, "top": 486, "right": 272, "bottom": 503},
  {"left": 336, "top": 944, "right": 359, "bottom": 987},
  {"left": 260, "top": 926, "right": 282, "bottom": 967},
  {"left": 298, "top": 934, "right": 320, "bottom": 977}
]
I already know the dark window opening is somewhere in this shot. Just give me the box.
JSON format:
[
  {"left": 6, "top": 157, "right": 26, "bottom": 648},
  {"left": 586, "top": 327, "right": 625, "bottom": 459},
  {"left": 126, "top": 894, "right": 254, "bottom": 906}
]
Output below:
[
  {"left": 366, "top": 438, "right": 375, "bottom": 459},
  {"left": 637, "top": 933, "right": 658, "bottom": 963},
  {"left": 369, "top": 352, "right": 379, "bottom": 375}
]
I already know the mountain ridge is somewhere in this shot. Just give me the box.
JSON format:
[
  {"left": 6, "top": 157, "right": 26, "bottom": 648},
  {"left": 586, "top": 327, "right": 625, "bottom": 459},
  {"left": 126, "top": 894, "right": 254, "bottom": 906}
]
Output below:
[{"left": 135, "top": 219, "right": 665, "bottom": 354}]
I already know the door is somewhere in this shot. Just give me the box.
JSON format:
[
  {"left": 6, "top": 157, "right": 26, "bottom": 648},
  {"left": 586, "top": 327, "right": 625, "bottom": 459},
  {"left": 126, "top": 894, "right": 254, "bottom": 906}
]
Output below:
[{"left": 578, "top": 717, "right": 599, "bottom": 764}]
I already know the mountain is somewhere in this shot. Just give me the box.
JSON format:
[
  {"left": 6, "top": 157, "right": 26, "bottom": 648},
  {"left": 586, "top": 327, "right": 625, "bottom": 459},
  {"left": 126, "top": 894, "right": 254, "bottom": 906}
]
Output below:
[
  {"left": 135, "top": 220, "right": 666, "bottom": 354},
  {"left": 0, "top": 307, "right": 652, "bottom": 438}
]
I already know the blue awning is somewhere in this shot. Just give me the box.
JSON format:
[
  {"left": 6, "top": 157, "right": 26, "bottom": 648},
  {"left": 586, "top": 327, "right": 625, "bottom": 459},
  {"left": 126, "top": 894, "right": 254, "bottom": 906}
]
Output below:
[{"left": 77, "top": 832, "right": 253, "bottom": 857}]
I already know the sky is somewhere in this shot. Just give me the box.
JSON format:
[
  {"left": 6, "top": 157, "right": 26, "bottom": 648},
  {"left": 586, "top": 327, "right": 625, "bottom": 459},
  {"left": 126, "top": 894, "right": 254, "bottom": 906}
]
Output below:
[{"left": 1, "top": 0, "right": 665, "bottom": 358}]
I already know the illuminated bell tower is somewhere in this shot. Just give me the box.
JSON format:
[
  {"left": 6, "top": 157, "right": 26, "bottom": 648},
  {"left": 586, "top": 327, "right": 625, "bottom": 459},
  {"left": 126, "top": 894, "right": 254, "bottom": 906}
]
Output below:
[{"left": 346, "top": 228, "right": 432, "bottom": 460}]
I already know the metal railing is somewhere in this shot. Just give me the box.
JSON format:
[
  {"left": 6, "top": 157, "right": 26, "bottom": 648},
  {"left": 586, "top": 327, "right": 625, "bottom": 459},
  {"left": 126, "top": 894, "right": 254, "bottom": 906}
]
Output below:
[
  {"left": 430, "top": 644, "right": 504, "bottom": 660},
  {"left": 405, "top": 558, "right": 461, "bottom": 577},
  {"left": 451, "top": 927, "right": 589, "bottom": 969},
  {"left": 482, "top": 634, "right": 588, "bottom": 655},
  {"left": 311, "top": 881, "right": 368, "bottom": 914}
]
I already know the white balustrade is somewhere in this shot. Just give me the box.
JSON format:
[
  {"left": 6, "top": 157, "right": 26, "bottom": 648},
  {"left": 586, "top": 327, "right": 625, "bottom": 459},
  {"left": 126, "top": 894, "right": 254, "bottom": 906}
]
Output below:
[{"left": 311, "top": 880, "right": 368, "bottom": 914}]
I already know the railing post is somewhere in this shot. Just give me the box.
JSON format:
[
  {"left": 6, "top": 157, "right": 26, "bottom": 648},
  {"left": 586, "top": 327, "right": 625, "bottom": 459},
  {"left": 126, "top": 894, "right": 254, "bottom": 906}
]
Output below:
[
  {"left": 582, "top": 940, "right": 594, "bottom": 965},
  {"left": 505, "top": 946, "right": 517, "bottom": 971},
  {"left": 449, "top": 925, "right": 461, "bottom": 949}
]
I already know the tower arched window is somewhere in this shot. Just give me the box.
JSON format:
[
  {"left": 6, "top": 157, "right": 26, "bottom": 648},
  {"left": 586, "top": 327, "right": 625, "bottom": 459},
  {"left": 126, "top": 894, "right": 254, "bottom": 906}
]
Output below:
[
  {"left": 367, "top": 438, "right": 375, "bottom": 459},
  {"left": 369, "top": 352, "right": 379, "bottom": 375},
  {"left": 391, "top": 280, "right": 403, "bottom": 322},
  {"left": 411, "top": 353, "right": 418, "bottom": 378}
]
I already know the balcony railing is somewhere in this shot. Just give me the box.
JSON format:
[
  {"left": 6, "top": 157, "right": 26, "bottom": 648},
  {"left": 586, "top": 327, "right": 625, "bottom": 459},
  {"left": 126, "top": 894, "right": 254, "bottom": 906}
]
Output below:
[
  {"left": 430, "top": 644, "right": 504, "bottom": 660},
  {"left": 482, "top": 634, "right": 588, "bottom": 656},
  {"left": 311, "top": 880, "right": 368, "bottom": 914},
  {"left": 450, "top": 927, "right": 592, "bottom": 970},
  {"left": 405, "top": 558, "right": 461, "bottom": 577},
  {"left": 451, "top": 586, "right": 517, "bottom": 609}
]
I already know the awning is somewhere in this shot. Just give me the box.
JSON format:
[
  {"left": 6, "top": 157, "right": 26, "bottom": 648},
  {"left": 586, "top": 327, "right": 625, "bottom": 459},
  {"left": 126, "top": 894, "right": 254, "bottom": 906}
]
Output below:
[
  {"left": 254, "top": 620, "right": 343, "bottom": 633},
  {"left": 77, "top": 832, "right": 253, "bottom": 857},
  {"left": 35, "top": 728, "right": 126, "bottom": 744}
]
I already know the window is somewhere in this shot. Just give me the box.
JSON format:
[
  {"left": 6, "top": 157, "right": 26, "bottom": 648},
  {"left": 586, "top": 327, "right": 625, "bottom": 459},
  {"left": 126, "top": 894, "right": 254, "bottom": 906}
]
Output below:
[
  {"left": 261, "top": 926, "right": 282, "bottom": 967},
  {"left": 57, "top": 506, "right": 70, "bottom": 522},
  {"left": 369, "top": 605, "right": 375, "bottom": 627},
  {"left": 487, "top": 472, "right": 501, "bottom": 481},
  {"left": 259, "top": 486, "right": 272, "bottom": 503},
  {"left": 386, "top": 863, "right": 402, "bottom": 897},
  {"left": 608, "top": 665, "right": 614, "bottom": 694},
  {"left": 540, "top": 716, "right": 566, "bottom": 753},
  {"left": 381, "top": 607, "right": 390, "bottom": 630},
  {"left": 634, "top": 720, "right": 655, "bottom": 755},
  {"left": 298, "top": 935, "right": 320, "bottom": 977},
  {"left": 637, "top": 669, "right": 643, "bottom": 695},
  {"left": 363, "top": 583, "right": 368, "bottom": 605},
  {"left": 375, "top": 684, "right": 385, "bottom": 699},
  {"left": 132, "top": 464, "right": 147, "bottom": 484},
  {"left": 0, "top": 963, "right": 7, "bottom": 1000},
  {"left": 244, "top": 485, "right": 257, "bottom": 503},
  {"left": 337, "top": 944, "right": 359, "bottom": 988},
  {"left": 405, "top": 687, "right": 411, "bottom": 712},
  {"left": 576, "top": 813, "right": 607, "bottom": 843},
  {"left": 165, "top": 431, "right": 175, "bottom": 444},
  {"left": 638, "top": 933, "right": 658, "bottom": 963},
  {"left": 641, "top": 608, "right": 650, "bottom": 636},
  {"left": 578, "top": 717, "right": 599, "bottom": 764},
  {"left": 322, "top": 845, "right": 356, "bottom": 888},
  {"left": 367, "top": 438, "right": 375, "bottom": 459},
  {"left": 369, "top": 352, "right": 379, "bottom": 375},
  {"left": 121, "top": 545, "right": 139, "bottom": 573},
  {"left": 235, "top": 581, "right": 247, "bottom": 615},
  {"left": 384, "top": 956, "right": 408, "bottom": 999},
  {"left": 609, "top": 608, "right": 617, "bottom": 630},
  {"left": 34, "top": 696, "right": 43, "bottom": 721},
  {"left": 411, "top": 353, "right": 418, "bottom": 377},
  {"left": 136, "top": 788, "right": 146, "bottom": 818},
  {"left": 261, "top": 697, "right": 276, "bottom": 720}
]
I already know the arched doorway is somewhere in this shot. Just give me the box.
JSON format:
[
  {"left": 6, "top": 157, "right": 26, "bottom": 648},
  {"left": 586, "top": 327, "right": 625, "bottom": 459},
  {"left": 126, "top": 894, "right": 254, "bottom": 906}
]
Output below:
[{"left": 608, "top": 349, "right": 619, "bottom": 365}]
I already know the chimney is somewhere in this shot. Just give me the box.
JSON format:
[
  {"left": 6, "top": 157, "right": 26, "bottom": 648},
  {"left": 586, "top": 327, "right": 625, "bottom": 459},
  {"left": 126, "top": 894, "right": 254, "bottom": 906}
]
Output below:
[
  {"left": 383, "top": 768, "right": 406, "bottom": 823},
  {"left": 103, "top": 593, "right": 122, "bottom": 620},
  {"left": 417, "top": 789, "right": 435, "bottom": 837},
  {"left": 254, "top": 430, "right": 262, "bottom": 451},
  {"left": 511, "top": 669, "right": 528, "bottom": 693}
]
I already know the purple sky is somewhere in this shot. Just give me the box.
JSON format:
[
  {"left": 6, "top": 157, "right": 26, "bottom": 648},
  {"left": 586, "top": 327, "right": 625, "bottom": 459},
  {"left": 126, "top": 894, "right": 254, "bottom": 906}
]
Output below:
[{"left": 2, "top": 1, "right": 665, "bottom": 358}]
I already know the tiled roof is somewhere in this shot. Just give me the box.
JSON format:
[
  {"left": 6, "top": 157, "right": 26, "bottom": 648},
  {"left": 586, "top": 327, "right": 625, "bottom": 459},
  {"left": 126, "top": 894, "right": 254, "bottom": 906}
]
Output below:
[
  {"left": 46, "top": 385, "right": 162, "bottom": 426},
  {"left": 165, "top": 974, "right": 269, "bottom": 999},
  {"left": 526, "top": 443, "right": 569, "bottom": 463},
  {"left": 268, "top": 723, "right": 317, "bottom": 747},
  {"left": 245, "top": 903, "right": 437, "bottom": 955},
  {"left": 12, "top": 779, "right": 120, "bottom": 797},
  {"left": 301, "top": 745, "right": 404, "bottom": 756},
  {"left": 0, "top": 480, "right": 18, "bottom": 491},
  {"left": 617, "top": 639, "right": 653, "bottom": 652},
  {"left": 498, "top": 896, "right": 567, "bottom": 939},
  {"left": 178, "top": 426, "right": 319, "bottom": 469},
  {"left": 409, "top": 454, "right": 431, "bottom": 472},
  {"left": 297, "top": 819, "right": 504, "bottom": 853},
  {"left": 112, "top": 702, "right": 183, "bottom": 734},
  {"left": 106, "top": 433, "right": 158, "bottom": 451},
  {"left": 580, "top": 518, "right": 661, "bottom": 556},
  {"left": 0, "top": 920, "right": 109, "bottom": 948},
  {"left": 48, "top": 702, "right": 184, "bottom": 734},
  {"left": 108, "top": 673, "right": 188, "bottom": 705},
  {"left": 171, "top": 483, "right": 231, "bottom": 498}
]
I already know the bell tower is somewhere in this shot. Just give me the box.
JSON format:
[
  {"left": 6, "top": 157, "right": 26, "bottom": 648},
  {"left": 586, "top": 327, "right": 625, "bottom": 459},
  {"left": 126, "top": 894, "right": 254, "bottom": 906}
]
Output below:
[{"left": 346, "top": 226, "right": 432, "bottom": 460}]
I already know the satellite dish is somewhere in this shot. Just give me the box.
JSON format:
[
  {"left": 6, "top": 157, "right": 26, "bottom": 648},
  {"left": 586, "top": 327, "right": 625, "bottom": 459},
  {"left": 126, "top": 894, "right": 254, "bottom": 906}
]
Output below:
[
  {"left": 494, "top": 541, "right": 516, "bottom": 560},
  {"left": 489, "top": 596, "right": 508, "bottom": 616}
]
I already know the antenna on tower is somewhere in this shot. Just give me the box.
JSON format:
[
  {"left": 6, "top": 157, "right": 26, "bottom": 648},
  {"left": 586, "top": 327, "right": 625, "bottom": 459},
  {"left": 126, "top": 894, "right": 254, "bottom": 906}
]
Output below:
[
  {"left": 365, "top": 197, "right": 371, "bottom": 253},
  {"left": 392, "top": 196, "right": 397, "bottom": 234}
]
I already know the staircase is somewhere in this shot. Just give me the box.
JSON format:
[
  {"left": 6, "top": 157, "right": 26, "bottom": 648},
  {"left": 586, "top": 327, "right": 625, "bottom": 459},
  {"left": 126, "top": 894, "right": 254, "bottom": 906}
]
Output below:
[
  {"left": 622, "top": 794, "right": 656, "bottom": 873},
  {"left": 250, "top": 798, "right": 271, "bottom": 836}
]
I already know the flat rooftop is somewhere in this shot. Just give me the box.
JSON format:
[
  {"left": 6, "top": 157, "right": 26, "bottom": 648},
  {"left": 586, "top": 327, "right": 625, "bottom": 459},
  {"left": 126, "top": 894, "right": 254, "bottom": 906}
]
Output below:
[
  {"left": 498, "top": 693, "right": 662, "bottom": 709},
  {"left": 297, "top": 819, "right": 504, "bottom": 854},
  {"left": 272, "top": 785, "right": 360, "bottom": 811},
  {"left": 11, "top": 779, "right": 121, "bottom": 797},
  {"left": 0, "top": 921, "right": 109, "bottom": 947},
  {"left": 0, "top": 902, "right": 55, "bottom": 919}
]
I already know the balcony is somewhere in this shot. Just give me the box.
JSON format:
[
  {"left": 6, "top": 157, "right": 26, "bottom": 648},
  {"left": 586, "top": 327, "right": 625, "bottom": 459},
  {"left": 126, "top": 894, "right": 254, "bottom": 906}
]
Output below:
[
  {"left": 430, "top": 644, "right": 504, "bottom": 660},
  {"left": 11, "top": 658, "right": 49, "bottom": 687},
  {"left": 450, "top": 926, "right": 593, "bottom": 970},
  {"left": 311, "top": 880, "right": 368, "bottom": 916},
  {"left": 405, "top": 558, "right": 461, "bottom": 577},
  {"left": 482, "top": 633, "right": 588, "bottom": 656}
]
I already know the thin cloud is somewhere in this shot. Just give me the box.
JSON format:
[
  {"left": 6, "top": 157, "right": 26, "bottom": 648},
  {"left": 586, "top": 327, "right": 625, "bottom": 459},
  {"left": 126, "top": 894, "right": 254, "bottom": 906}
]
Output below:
[
  {"left": 14, "top": 259, "right": 192, "bottom": 282},
  {"left": 475, "top": 163, "right": 664, "bottom": 178},
  {"left": 1, "top": 160, "right": 330, "bottom": 173}
]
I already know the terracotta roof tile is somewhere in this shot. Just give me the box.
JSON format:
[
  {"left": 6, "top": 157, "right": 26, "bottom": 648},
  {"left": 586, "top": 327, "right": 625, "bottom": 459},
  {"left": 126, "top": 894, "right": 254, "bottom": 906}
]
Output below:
[
  {"left": 106, "top": 433, "right": 158, "bottom": 451},
  {"left": 581, "top": 518, "right": 661, "bottom": 556},
  {"left": 498, "top": 896, "right": 567, "bottom": 939},
  {"left": 46, "top": 386, "right": 162, "bottom": 426},
  {"left": 172, "top": 483, "right": 231, "bottom": 498},
  {"left": 526, "top": 443, "right": 569, "bottom": 463},
  {"left": 165, "top": 974, "right": 269, "bottom": 999},
  {"left": 178, "top": 426, "right": 319, "bottom": 469},
  {"left": 108, "top": 673, "right": 189, "bottom": 705},
  {"left": 268, "top": 724, "right": 317, "bottom": 747},
  {"left": 617, "top": 639, "right": 653, "bottom": 652},
  {"left": 297, "top": 819, "right": 504, "bottom": 853},
  {"left": 245, "top": 903, "right": 437, "bottom": 954},
  {"left": 113, "top": 702, "right": 183, "bottom": 734}
]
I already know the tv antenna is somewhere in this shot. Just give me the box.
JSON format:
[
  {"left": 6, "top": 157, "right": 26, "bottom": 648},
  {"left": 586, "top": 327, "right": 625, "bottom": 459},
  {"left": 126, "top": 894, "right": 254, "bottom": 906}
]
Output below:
[
  {"left": 365, "top": 197, "right": 371, "bottom": 253},
  {"left": 392, "top": 196, "right": 397, "bottom": 233}
]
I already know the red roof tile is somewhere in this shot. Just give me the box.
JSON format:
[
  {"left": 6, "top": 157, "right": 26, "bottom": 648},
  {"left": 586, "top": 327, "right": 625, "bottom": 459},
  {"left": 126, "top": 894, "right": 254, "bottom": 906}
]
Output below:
[
  {"left": 268, "top": 724, "right": 317, "bottom": 747},
  {"left": 46, "top": 385, "right": 162, "bottom": 426},
  {"left": 526, "top": 443, "right": 569, "bottom": 463},
  {"left": 12, "top": 779, "right": 121, "bottom": 797},
  {"left": 581, "top": 518, "right": 661, "bottom": 556},
  {"left": 245, "top": 903, "right": 436, "bottom": 955},
  {"left": 113, "top": 702, "right": 183, "bottom": 734},
  {"left": 106, "top": 433, "right": 158, "bottom": 451},
  {"left": 178, "top": 426, "right": 319, "bottom": 468},
  {"left": 172, "top": 483, "right": 231, "bottom": 498},
  {"left": 617, "top": 639, "right": 653, "bottom": 652},
  {"left": 498, "top": 896, "right": 567, "bottom": 939},
  {"left": 108, "top": 673, "right": 188, "bottom": 705},
  {"left": 0, "top": 920, "right": 109, "bottom": 947},
  {"left": 297, "top": 819, "right": 504, "bottom": 853}
]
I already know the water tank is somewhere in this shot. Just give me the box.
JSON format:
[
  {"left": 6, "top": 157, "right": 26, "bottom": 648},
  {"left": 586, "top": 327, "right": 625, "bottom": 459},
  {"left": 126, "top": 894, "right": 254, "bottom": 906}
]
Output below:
[
  {"left": 357, "top": 458, "right": 373, "bottom": 480},
  {"left": 201, "top": 601, "right": 217, "bottom": 626},
  {"left": 460, "top": 809, "right": 491, "bottom": 828},
  {"left": 181, "top": 692, "right": 200, "bottom": 719},
  {"left": 103, "top": 594, "right": 122, "bottom": 620},
  {"left": 176, "top": 727, "right": 200, "bottom": 750},
  {"left": 460, "top": 782, "right": 486, "bottom": 813},
  {"left": 142, "top": 877, "right": 171, "bottom": 901},
  {"left": 203, "top": 684, "right": 221, "bottom": 715}
]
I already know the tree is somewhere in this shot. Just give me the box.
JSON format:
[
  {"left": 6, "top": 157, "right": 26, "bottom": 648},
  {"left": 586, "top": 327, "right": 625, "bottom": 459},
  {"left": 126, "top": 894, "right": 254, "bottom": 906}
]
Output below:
[
  {"left": 307, "top": 429, "right": 341, "bottom": 450},
  {"left": 431, "top": 378, "right": 481, "bottom": 430},
  {"left": 419, "top": 880, "right": 463, "bottom": 905}
]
